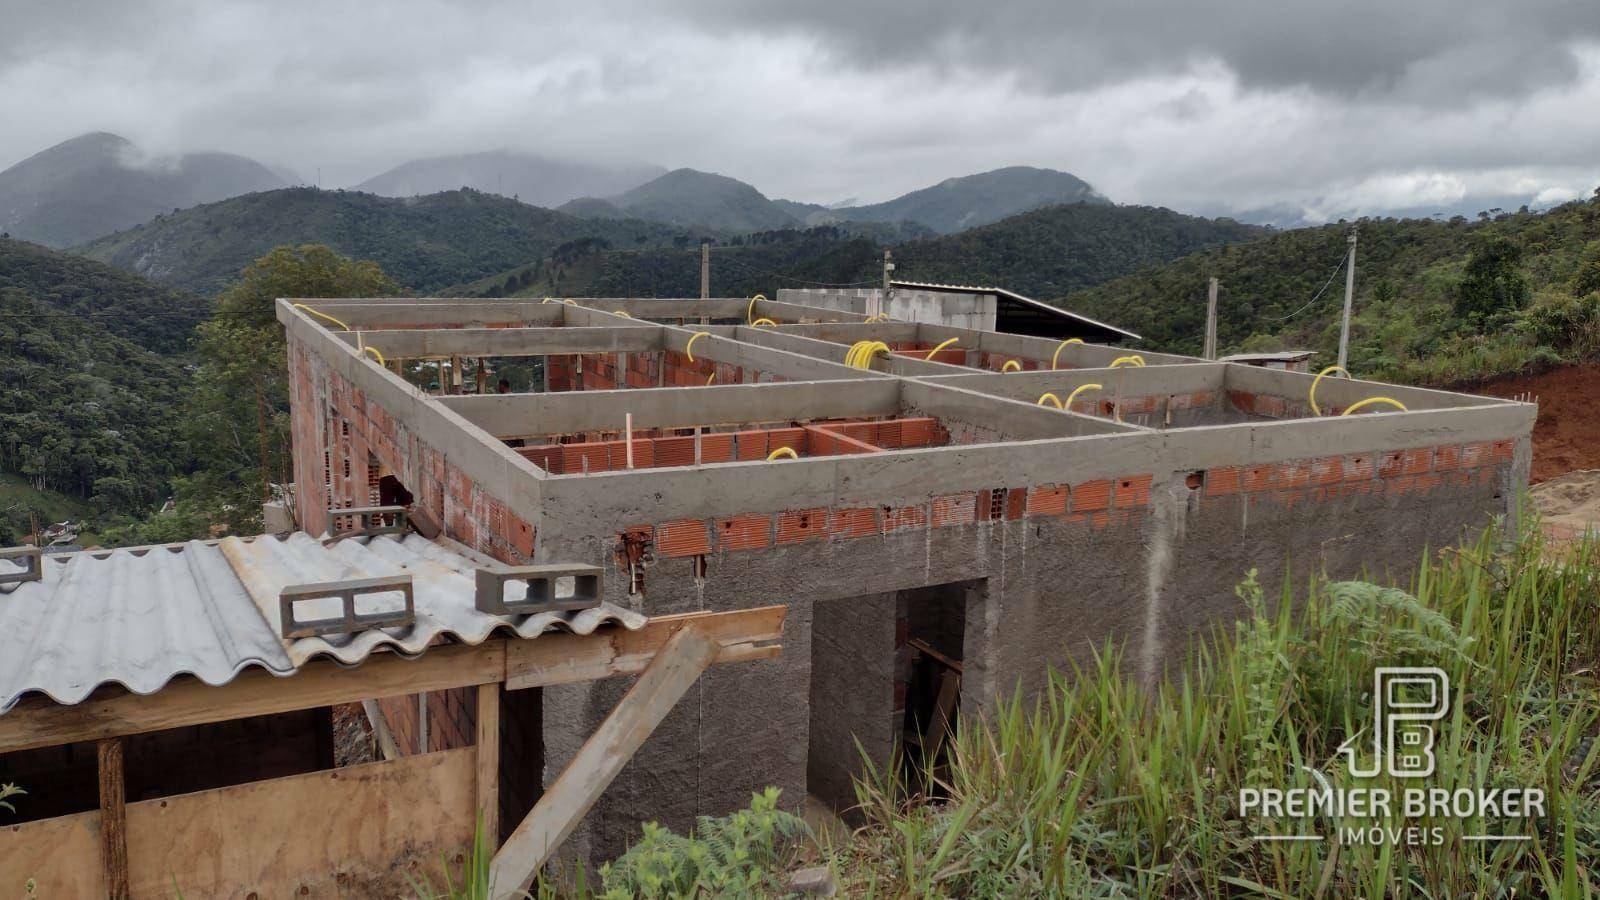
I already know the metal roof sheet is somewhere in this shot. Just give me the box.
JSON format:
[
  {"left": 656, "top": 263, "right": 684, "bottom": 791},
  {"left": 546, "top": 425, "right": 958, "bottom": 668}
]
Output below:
[
  {"left": 889, "top": 280, "right": 1142, "bottom": 341},
  {"left": 0, "top": 533, "right": 644, "bottom": 713}
]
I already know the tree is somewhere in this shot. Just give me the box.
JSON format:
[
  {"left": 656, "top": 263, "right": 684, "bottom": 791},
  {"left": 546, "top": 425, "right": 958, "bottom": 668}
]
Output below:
[
  {"left": 1453, "top": 236, "right": 1530, "bottom": 330},
  {"left": 177, "top": 245, "right": 399, "bottom": 535}
]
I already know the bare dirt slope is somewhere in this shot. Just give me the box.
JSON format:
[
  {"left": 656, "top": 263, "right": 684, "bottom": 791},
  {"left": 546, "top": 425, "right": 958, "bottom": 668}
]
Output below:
[{"left": 1463, "top": 365, "right": 1600, "bottom": 484}]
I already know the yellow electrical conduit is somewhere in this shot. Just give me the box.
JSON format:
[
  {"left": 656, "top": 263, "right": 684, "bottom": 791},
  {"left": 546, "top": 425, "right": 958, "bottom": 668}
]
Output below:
[
  {"left": 614, "top": 311, "right": 633, "bottom": 318},
  {"left": 1109, "top": 355, "right": 1145, "bottom": 368},
  {"left": 747, "top": 294, "right": 766, "bottom": 324},
  {"left": 292, "top": 303, "right": 350, "bottom": 332},
  {"left": 865, "top": 313, "right": 890, "bottom": 323},
  {"left": 707, "top": 373, "right": 717, "bottom": 385},
  {"left": 751, "top": 318, "right": 778, "bottom": 327},
  {"left": 685, "top": 331, "right": 710, "bottom": 362},
  {"left": 1001, "top": 360, "right": 1023, "bottom": 373},
  {"left": 845, "top": 340, "right": 892, "bottom": 369},
  {"left": 1051, "top": 338, "right": 1083, "bottom": 370},
  {"left": 924, "top": 337, "right": 959, "bottom": 360},
  {"left": 1340, "top": 396, "right": 1408, "bottom": 416},
  {"left": 766, "top": 447, "right": 799, "bottom": 461},
  {"left": 1036, "top": 392, "right": 1063, "bottom": 409},
  {"left": 1066, "top": 383, "right": 1102, "bottom": 408},
  {"left": 359, "top": 346, "right": 386, "bottom": 366},
  {"left": 1308, "top": 364, "right": 1351, "bottom": 417}
]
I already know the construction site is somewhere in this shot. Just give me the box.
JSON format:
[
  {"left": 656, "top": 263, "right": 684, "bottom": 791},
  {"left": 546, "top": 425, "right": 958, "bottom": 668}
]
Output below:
[{"left": 0, "top": 290, "right": 1536, "bottom": 896}]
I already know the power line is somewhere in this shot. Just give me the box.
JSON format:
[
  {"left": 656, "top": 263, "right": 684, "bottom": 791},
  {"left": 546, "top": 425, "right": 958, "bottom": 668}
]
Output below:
[{"left": 1263, "top": 250, "right": 1348, "bottom": 322}]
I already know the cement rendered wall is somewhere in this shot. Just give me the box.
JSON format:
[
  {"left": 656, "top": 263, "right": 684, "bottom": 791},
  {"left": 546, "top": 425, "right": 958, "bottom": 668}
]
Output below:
[
  {"left": 779, "top": 287, "right": 996, "bottom": 331},
  {"left": 278, "top": 300, "right": 1536, "bottom": 866}
]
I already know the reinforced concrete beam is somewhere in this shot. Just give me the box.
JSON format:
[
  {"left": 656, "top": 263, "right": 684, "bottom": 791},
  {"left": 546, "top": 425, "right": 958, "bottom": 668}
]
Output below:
[
  {"left": 438, "top": 379, "right": 903, "bottom": 438},
  {"left": 914, "top": 363, "right": 1228, "bottom": 400},
  {"left": 287, "top": 298, "right": 566, "bottom": 329},
  {"left": 1221, "top": 363, "right": 1509, "bottom": 413},
  {"left": 333, "top": 326, "right": 666, "bottom": 359}
]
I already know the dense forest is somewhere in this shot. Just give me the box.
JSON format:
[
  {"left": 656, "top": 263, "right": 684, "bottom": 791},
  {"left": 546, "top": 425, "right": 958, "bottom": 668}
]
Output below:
[
  {"left": 451, "top": 203, "right": 1266, "bottom": 301},
  {"left": 1062, "top": 192, "right": 1600, "bottom": 383},
  {"left": 76, "top": 187, "right": 698, "bottom": 295}
]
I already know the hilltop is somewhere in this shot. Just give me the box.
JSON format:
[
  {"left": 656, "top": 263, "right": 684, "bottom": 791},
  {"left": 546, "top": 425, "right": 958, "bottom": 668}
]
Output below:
[
  {"left": 0, "top": 132, "right": 286, "bottom": 247},
  {"left": 562, "top": 168, "right": 799, "bottom": 233},
  {"left": 76, "top": 187, "right": 693, "bottom": 294},
  {"left": 830, "top": 166, "right": 1110, "bottom": 234},
  {"left": 1060, "top": 194, "right": 1600, "bottom": 383},
  {"left": 355, "top": 149, "right": 662, "bottom": 207}
]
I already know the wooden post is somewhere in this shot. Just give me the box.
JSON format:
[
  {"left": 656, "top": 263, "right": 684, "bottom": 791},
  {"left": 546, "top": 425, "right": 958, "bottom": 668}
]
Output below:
[
  {"left": 1204, "top": 277, "right": 1219, "bottom": 360},
  {"left": 477, "top": 684, "right": 502, "bottom": 846},
  {"left": 700, "top": 242, "right": 710, "bottom": 300},
  {"left": 97, "top": 738, "right": 129, "bottom": 900},
  {"left": 489, "top": 623, "right": 720, "bottom": 895}
]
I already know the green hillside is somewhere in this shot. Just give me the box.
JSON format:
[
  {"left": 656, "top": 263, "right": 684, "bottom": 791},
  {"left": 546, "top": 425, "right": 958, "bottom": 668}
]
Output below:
[
  {"left": 561, "top": 168, "right": 799, "bottom": 233},
  {"left": 77, "top": 186, "right": 693, "bottom": 294},
  {"left": 0, "top": 280, "right": 191, "bottom": 531},
  {"left": 451, "top": 203, "right": 1265, "bottom": 302},
  {"left": 834, "top": 166, "right": 1109, "bottom": 234},
  {"left": 1060, "top": 193, "right": 1600, "bottom": 383},
  {"left": 0, "top": 236, "right": 210, "bottom": 354}
]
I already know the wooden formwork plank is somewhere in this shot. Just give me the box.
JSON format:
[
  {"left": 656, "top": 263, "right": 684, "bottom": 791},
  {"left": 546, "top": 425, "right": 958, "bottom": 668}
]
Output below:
[
  {"left": 0, "top": 749, "right": 476, "bottom": 897},
  {"left": 477, "top": 683, "right": 502, "bottom": 846}
]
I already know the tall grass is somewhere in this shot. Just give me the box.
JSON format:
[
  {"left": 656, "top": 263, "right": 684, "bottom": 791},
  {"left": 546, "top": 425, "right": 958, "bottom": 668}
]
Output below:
[{"left": 836, "top": 523, "right": 1600, "bottom": 897}]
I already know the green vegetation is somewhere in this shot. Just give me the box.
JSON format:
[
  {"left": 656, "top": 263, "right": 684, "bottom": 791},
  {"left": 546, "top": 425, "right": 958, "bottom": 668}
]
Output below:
[
  {"left": 0, "top": 235, "right": 209, "bottom": 354},
  {"left": 0, "top": 280, "right": 191, "bottom": 529},
  {"left": 107, "top": 245, "right": 400, "bottom": 544},
  {"left": 78, "top": 187, "right": 692, "bottom": 295},
  {"left": 832, "top": 522, "right": 1600, "bottom": 896},
  {"left": 833, "top": 165, "right": 1108, "bottom": 234},
  {"left": 452, "top": 204, "right": 1264, "bottom": 302},
  {"left": 595, "top": 788, "right": 808, "bottom": 898},
  {"left": 1063, "top": 191, "right": 1600, "bottom": 384}
]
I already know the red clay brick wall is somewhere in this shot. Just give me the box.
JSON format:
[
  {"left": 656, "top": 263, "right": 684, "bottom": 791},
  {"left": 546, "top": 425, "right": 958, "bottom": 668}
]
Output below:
[
  {"left": 617, "top": 439, "right": 1514, "bottom": 569},
  {"left": 288, "top": 337, "right": 536, "bottom": 563}
]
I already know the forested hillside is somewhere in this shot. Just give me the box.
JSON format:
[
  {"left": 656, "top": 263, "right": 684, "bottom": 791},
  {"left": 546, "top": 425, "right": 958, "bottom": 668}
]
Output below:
[
  {"left": 452, "top": 203, "right": 1265, "bottom": 301},
  {"left": 0, "top": 281, "right": 191, "bottom": 540},
  {"left": 77, "top": 187, "right": 694, "bottom": 295},
  {"left": 1061, "top": 193, "right": 1600, "bottom": 383},
  {"left": 0, "top": 236, "right": 209, "bottom": 354}
]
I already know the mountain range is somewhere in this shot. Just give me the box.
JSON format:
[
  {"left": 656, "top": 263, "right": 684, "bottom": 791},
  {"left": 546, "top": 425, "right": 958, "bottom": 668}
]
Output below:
[
  {"left": 0, "top": 133, "right": 288, "bottom": 247},
  {"left": 76, "top": 187, "right": 692, "bottom": 295},
  {"left": 556, "top": 165, "right": 1109, "bottom": 236}
]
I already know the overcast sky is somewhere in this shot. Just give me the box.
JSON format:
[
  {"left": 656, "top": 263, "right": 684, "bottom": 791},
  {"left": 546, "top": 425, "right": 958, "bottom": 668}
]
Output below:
[{"left": 4, "top": 0, "right": 1599, "bottom": 222}]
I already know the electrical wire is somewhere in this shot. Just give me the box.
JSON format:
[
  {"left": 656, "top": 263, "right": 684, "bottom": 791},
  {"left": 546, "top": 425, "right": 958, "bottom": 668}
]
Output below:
[{"left": 1264, "top": 251, "right": 1347, "bottom": 322}]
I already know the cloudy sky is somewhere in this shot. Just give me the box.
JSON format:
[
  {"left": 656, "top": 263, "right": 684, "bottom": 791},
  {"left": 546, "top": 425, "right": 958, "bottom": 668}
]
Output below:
[{"left": 4, "top": 0, "right": 1599, "bottom": 222}]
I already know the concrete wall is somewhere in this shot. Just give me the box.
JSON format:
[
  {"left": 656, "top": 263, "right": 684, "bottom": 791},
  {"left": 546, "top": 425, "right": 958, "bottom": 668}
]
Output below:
[{"left": 779, "top": 288, "right": 996, "bottom": 331}]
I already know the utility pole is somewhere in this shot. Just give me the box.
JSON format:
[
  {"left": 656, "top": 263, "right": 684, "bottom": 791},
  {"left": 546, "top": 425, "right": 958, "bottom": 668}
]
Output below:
[
  {"left": 700, "top": 243, "right": 710, "bottom": 299},
  {"left": 880, "top": 249, "right": 895, "bottom": 319},
  {"left": 1336, "top": 224, "right": 1359, "bottom": 371},
  {"left": 1203, "top": 277, "right": 1219, "bottom": 360}
]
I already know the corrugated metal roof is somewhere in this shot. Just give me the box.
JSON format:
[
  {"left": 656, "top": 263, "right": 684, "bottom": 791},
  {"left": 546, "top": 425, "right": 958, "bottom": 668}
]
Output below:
[
  {"left": 0, "top": 533, "right": 644, "bottom": 713},
  {"left": 889, "top": 280, "right": 1142, "bottom": 341}
]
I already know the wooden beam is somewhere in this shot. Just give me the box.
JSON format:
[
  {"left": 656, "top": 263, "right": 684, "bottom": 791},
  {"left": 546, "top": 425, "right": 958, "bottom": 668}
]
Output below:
[
  {"left": 476, "top": 684, "right": 502, "bottom": 846},
  {"left": 0, "top": 607, "right": 786, "bottom": 755},
  {"left": 0, "top": 643, "right": 505, "bottom": 755},
  {"left": 503, "top": 605, "right": 786, "bottom": 690},
  {"left": 97, "top": 739, "right": 129, "bottom": 900},
  {"left": 490, "top": 622, "right": 721, "bottom": 895}
]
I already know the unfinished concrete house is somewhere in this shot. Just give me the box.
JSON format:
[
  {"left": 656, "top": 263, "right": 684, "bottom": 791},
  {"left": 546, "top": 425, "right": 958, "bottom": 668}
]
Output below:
[
  {"left": 0, "top": 292, "right": 1535, "bottom": 894},
  {"left": 259, "top": 294, "right": 1533, "bottom": 866}
]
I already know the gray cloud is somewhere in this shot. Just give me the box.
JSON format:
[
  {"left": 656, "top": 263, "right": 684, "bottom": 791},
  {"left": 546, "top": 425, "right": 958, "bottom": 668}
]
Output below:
[{"left": 0, "top": 0, "right": 1597, "bottom": 223}]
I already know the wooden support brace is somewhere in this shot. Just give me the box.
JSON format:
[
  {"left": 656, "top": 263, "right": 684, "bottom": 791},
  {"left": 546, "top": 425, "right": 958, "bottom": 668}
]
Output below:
[
  {"left": 98, "top": 738, "right": 129, "bottom": 900},
  {"left": 477, "top": 683, "right": 502, "bottom": 846},
  {"left": 488, "top": 622, "right": 721, "bottom": 896}
]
